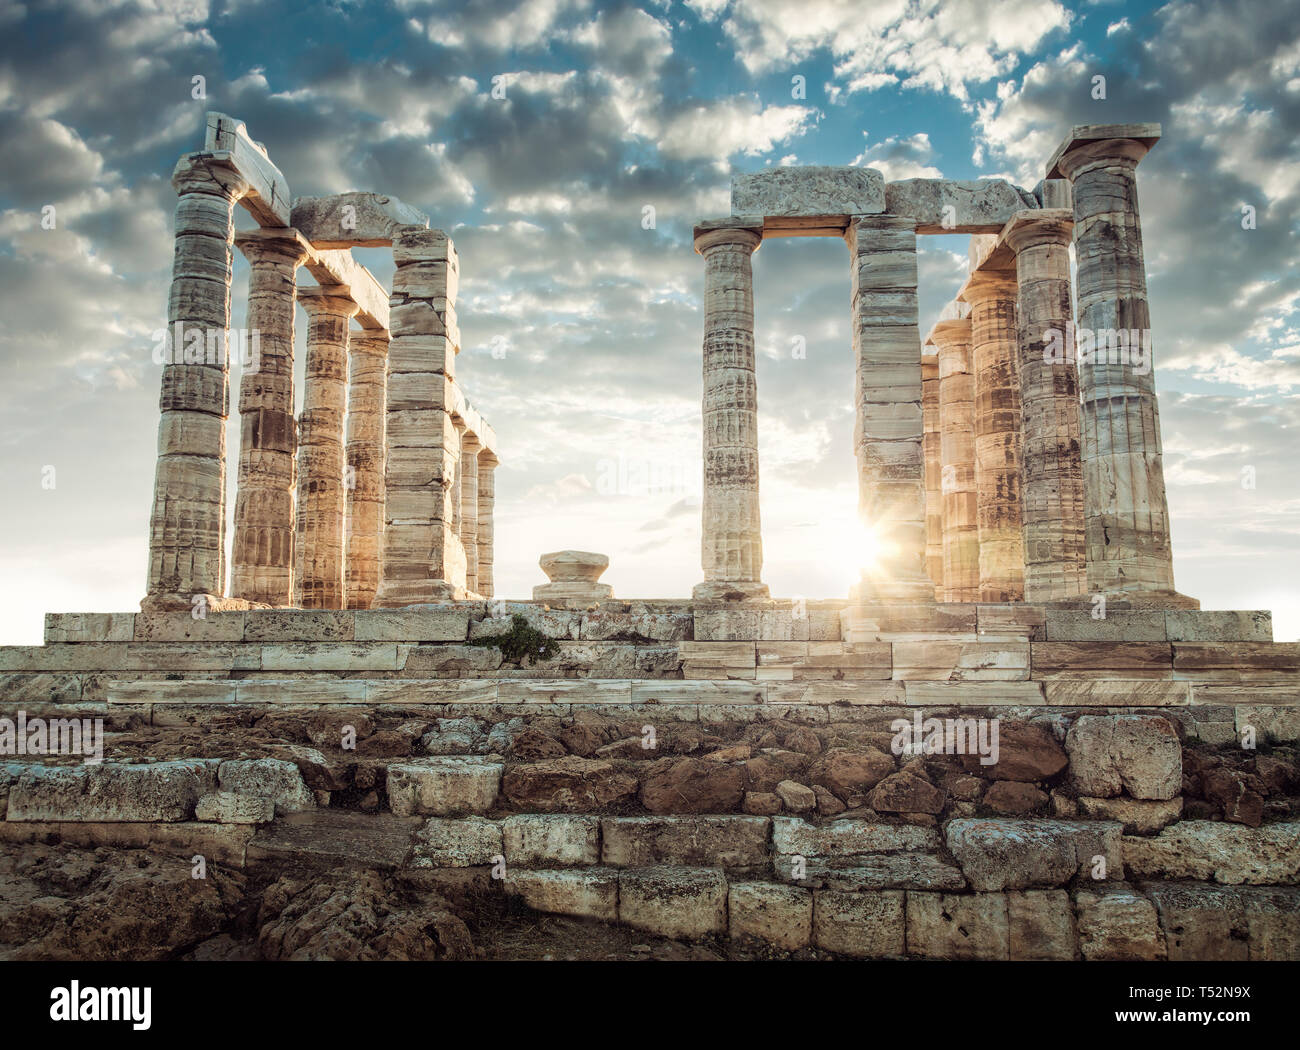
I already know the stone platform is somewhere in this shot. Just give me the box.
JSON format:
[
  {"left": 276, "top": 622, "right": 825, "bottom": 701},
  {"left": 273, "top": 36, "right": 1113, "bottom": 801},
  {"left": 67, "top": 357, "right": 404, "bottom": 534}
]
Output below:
[{"left": 2, "top": 600, "right": 1298, "bottom": 960}]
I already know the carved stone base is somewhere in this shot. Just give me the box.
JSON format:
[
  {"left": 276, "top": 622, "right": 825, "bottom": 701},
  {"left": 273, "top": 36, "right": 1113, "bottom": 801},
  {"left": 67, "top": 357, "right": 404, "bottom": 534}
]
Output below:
[{"left": 692, "top": 580, "right": 771, "bottom": 602}]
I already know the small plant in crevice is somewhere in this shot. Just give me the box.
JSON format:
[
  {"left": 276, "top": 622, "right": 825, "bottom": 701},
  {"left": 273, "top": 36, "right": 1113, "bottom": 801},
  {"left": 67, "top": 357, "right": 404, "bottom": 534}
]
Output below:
[{"left": 468, "top": 614, "right": 559, "bottom": 665}]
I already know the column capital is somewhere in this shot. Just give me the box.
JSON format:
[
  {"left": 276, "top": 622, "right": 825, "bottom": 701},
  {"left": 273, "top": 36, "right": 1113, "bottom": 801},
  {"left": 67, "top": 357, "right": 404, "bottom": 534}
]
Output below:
[
  {"left": 235, "top": 226, "right": 313, "bottom": 267},
  {"left": 172, "top": 151, "right": 251, "bottom": 200},
  {"left": 297, "top": 284, "right": 360, "bottom": 319},
  {"left": 460, "top": 430, "right": 482, "bottom": 453},
  {"left": 1002, "top": 208, "right": 1073, "bottom": 253},
  {"left": 959, "top": 267, "right": 1018, "bottom": 304},
  {"left": 693, "top": 218, "right": 763, "bottom": 254},
  {"left": 1047, "top": 122, "right": 1161, "bottom": 180},
  {"left": 478, "top": 449, "right": 500, "bottom": 469}
]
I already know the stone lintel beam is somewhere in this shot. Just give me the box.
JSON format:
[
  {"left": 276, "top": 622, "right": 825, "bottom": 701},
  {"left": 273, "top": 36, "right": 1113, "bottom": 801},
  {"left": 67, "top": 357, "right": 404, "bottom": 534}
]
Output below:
[
  {"left": 885, "top": 178, "right": 1039, "bottom": 235},
  {"left": 729, "top": 167, "right": 884, "bottom": 234},
  {"left": 203, "top": 112, "right": 290, "bottom": 227},
  {"left": 1046, "top": 122, "right": 1161, "bottom": 180},
  {"left": 291, "top": 191, "right": 430, "bottom": 248},
  {"left": 302, "top": 248, "right": 389, "bottom": 331}
]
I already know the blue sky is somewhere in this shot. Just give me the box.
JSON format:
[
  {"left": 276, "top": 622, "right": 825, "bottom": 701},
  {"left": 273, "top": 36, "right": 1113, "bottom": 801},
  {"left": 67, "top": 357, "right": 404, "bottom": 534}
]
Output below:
[{"left": 0, "top": 0, "right": 1297, "bottom": 642}]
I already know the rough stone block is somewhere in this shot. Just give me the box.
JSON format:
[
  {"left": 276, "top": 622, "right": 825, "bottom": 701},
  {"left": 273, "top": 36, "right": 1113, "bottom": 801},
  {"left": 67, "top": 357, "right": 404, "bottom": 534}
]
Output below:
[
  {"left": 885, "top": 178, "right": 1036, "bottom": 234},
  {"left": 386, "top": 758, "right": 502, "bottom": 816},
  {"left": 502, "top": 814, "right": 600, "bottom": 867},
  {"left": 728, "top": 882, "right": 812, "bottom": 950},
  {"left": 601, "top": 816, "right": 769, "bottom": 869},
  {"left": 618, "top": 866, "right": 728, "bottom": 939},
  {"left": 1075, "top": 885, "right": 1166, "bottom": 960},
  {"left": 811, "top": 890, "right": 905, "bottom": 958},
  {"left": 945, "top": 818, "right": 1123, "bottom": 891},
  {"left": 505, "top": 867, "right": 618, "bottom": 921},
  {"left": 1121, "top": 821, "right": 1300, "bottom": 885},
  {"left": 1065, "top": 714, "right": 1181, "bottom": 800},
  {"left": 195, "top": 791, "right": 274, "bottom": 824},
  {"left": 8, "top": 760, "right": 217, "bottom": 822},
  {"left": 1008, "top": 889, "right": 1076, "bottom": 960},
  {"left": 218, "top": 758, "right": 315, "bottom": 814},
  {"left": 409, "top": 816, "right": 502, "bottom": 867},
  {"left": 772, "top": 817, "right": 940, "bottom": 857},
  {"left": 906, "top": 891, "right": 1010, "bottom": 960},
  {"left": 731, "top": 166, "right": 884, "bottom": 219}
]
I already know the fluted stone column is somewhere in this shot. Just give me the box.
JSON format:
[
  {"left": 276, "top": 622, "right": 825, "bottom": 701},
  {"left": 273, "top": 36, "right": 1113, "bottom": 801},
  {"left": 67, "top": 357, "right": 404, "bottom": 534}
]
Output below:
[
  {"left": 921, "top": 355, "right": 943, "bottom": 599},
  {"left": 145, "top": 153, "right": 249, "bottom": 608},
  {"left": 344, "top": 328, "right": 388, "bottom": 610},
  {"left": 477, "top": 452, "right": 497, "bottom": 599},
  {"left": 460, "top": 433, "right": 481, "bottom": 595},
  {"left": 1004, "top": 210, "right": 1087, "bottom": 601},
  {"left": 1051, "top": 125, "right": 1191, "bottom": 604},
  {"left": 230, "top": 229, "right": 310, "bottom": 606},
  {"left": 962, "top": 270, "right": 1025, "bottom": 602},
  {"left": 376, "top": 228, "right": 466, "bottom": 605},
  {"left": 693, "top": 220, "right": 768, "bottom": 601},
  {"left": 846, "top": 215, "right": 933, "bottom": 601},
  {"left": 931, "top": 314, "right": 978, "bottom": 602},
  {"left": 295, "top": 286, "right": 358, "bottom": 609}
]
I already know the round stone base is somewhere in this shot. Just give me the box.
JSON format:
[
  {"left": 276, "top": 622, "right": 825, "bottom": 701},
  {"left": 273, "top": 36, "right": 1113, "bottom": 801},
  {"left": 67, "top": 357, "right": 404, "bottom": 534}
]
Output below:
[{"left": 692, "top": 580, "right": 771, "bottom": 601}]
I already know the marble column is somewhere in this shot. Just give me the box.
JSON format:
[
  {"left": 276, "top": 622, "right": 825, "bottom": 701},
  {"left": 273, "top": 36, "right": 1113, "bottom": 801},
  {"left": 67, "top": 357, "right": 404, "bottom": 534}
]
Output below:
[
  {"left": 477, "top": 452, "right": 497, "bottom": 600},
  {"left": 692, "top": 220, "right": 768, "bottom": 601},
  {"left": 459, "top": 433, "right": 481, "bottom": 595},
  {"left": 846, "top": 215, "right": 933, "bottom": 601},
  {"left": 931, "top": 313, "right": 979, "bottom": 602},
  {"left": 344, "top": 328, "right": 388, "bottom": 610},
  {"left": 145, "top": 153, "right": 249, "bottom": 607},
  {"left": 962, "top": 270, "right": 1025, "bottom": 602},
  {"left": 1051, "top": 124, "right": 1189, "bottom": 603},
  {"left": 230, "top": 229, "right": 310, "bottom": 607},
  {"left": 921, "top": 354, "right": 943, "bottom": 599},
  {"left": 294, "top": 286, "right": 358, "bottom": 609},
  {"left": 1004, "top": 211, "right": 1088, "bottom": 602}
]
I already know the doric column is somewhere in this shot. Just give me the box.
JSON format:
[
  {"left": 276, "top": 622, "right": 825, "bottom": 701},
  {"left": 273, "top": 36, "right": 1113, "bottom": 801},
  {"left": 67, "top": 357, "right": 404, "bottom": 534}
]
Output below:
[
  {"left": 145, "top": 153, "right": 249, "bottom": 608},
  {"left": 1004, "top": 210, "right": 1087, "bottom": 601},
  {"left": 846, "top": 215, "right": 933, "bottom": 601},
  {"left": 459, "top": 433, "right": 481, "bottom": 595},
  {"left": 375, "top": 228, "right": 466, "bottom": 606},
  {"left": 961, "top": 270, "right": 1025, "bottom": 602},
  {"left": 294, "top": 286, "right": 358, "bottom": 609},
  {"left": 921, "top": 354, "right": 943, "bottom": 599},
  {"left": 344, "top": 328, "right": 388, "bottom": 610},
  {"left": 477, "top": 452, "right": 498, "bottom": 599},
  {"left": 930, "top": 312, "right": 979, "bottom": 602},
  {"left": 1051, "top": 124, "right": 1191, "bottom": 604},
  {"left": 230, "top": 228, "right": 310, "bottom": 607},
  {"left": 692, "top": 220, "right": 768, "bottom": 601}
]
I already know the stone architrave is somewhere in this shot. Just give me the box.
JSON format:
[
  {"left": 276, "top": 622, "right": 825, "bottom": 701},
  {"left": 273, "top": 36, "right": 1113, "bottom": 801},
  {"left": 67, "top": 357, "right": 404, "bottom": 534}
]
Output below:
[
  {"left": 846, "top": 215, "right": 934, "bottom": 601},
  {"left": 961, "top": 269, "right": 1025, "bottom": 602},
  {"left": 459, "top": 432, "right": 481, "bottom": 595},
  {"left": 930, "top": 308, "right": 978, "bottom": 602},
  {"left": 230, "top": 228, "right": 311, "bottom": 607},
  {"left": 477, "top": 452, "right": 498, "bottom": 600},
  {"left": 693, "top": 219, "right": 769, "bottom": 601},
  {"left": 1003, "top": 210, "right": 1088, "bottom": 602},
  {"left": 295, "top": 286, "right": 358, "bottom": 609},
  {"left": 1049, "top": 124, "right": 1193, "bottom": 606},
  {"left": 374, "top": 227, "right": 467, "bottom": 606},
  {"left": 921, "top": 354, "right": 943, "bottom": 598},
  {"left": 145, "top": 152, "right": 250, "bottom": 609},
  {"left": 344, "top": 328, "right": 389, "bottom": 610}
]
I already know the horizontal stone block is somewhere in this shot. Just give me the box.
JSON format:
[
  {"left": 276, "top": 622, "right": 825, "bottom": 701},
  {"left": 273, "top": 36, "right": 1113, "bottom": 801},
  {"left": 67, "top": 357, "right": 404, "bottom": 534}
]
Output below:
[
  {"left": 1166, "top": 610, "right": 1272, "bottom": 642},
  {"left": 892, "top": 641, "right": 1029, "bottom": 681},
  {"left": 386, "top": 758, "right": 502, "bottom": 816},
  {"left": 1193, "top": 683, "right": 1299, "bottom": 706},
  {"left": 1042, "top": 610, "right": 1167, "bottom": 642},
  {"left": 578, "top": 608, "right": 692, "bottom": 642},
  {"left": 242, "top": 610, "right": 355, "bottom": 641},
  {"left": 1122, "top": 821, "right": 1300, "bottom": 885},
  {"left": 44, "top": 613, "right": 134, "bottom": 643},
  {"left": 8, "top": 760, "right": 216, "bottom": 822},
  {"left": 259, "top": 643, "right": 401, "bottom": 671},
  {"left": 601, "top": 816, "right": 769, "bottom": 869},
  {"left": 812, "top": 889, "right": 905, "bottom": 958},
  {"left": 0, "top": 819, "right": 254, "bottom": 868},
  {"left": 1044, "top": 680, "right": 1189, "bottom": 706},
  {"left": 1031, "top": 642, "right": 1173, "bottom": 676},
  {"left": 235, "top": 680, "right": 368, "bottom": 704},
  {"left": 619, "top": 866, "right": 728, "bottom": 939},
  {"left": 631, "top": 681, "right": 763, "bottom": 704},
  {"left": 218, "top": 758, "right": 315, "bottom": 814},
  {"left": 1172, "top": 642, "right": 1300, "bottom": 674},
  {"left": 366, "top": 680, "right": 499, "bottom": 705},
  {"left": 502, "top": 814, "right": 600, "bottom": 867},
  {"left": 728, "top": 881, "right": 812, "bottom": 950},
  {"left": 0, "top": 644, "right": 259, "bottom": 673},
  {"left": 195, "top": 791, "right": 275, "bottom": 824},
  {"left": 841, "top": 602, "right": 977, "bottom": 641},
  {"left": 906, "top": 891, "right": 1010, "bottom": 960},
  {"left": 409, "top": 815, "right": 502, "bottom": 867},
  {"left": 498, "top": 680, "right": 632, "bottom": 704},
  {"left": 1075, "top": 885, "right": 1166, "bottom": 961},
  {"left": 1143, "top": 882, "right": 1300, "bottom": 961},
  {"left": 1237, "top": 705, "right": 1300, "bottom": 742},
  {"left": 133, "top": 611, "right": 246, "bottom": 642},
  {"left": 945, "top": 818, "right": 1123, "bottom": 892},
  {"left": 772, "top": 817, "right": 940, "bottom": 857},
  {"left": 886, "top": 178, "right": 1036, "bottom": 234},
  {"left": 291, "top": 190, "right": 429, "bottom": 248},
  {"left": 505, "top": 867, "right": 618, "bottom": 921},
  {"left": 764, "top": 681, "right": 907, "bottom": 705},
  {"left": 0, "top": 673, "right": 84, "bottom": 704},
  {"left": 903, "top": 681, "right": 1045, "bottom": 705},
  {"left": 731, "top": 166, "right": 884, "bottom": 220}
]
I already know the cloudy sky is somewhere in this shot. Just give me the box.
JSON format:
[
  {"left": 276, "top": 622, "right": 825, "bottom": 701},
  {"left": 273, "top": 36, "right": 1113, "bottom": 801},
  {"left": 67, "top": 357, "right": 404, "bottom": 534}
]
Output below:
[{"left": 1, "top": 0, "right": 1297, "bottom": 643}]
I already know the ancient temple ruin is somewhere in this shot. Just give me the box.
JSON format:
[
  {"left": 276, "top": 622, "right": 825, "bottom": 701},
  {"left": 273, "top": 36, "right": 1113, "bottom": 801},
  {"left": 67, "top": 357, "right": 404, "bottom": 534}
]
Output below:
[
  {"left": 146, "top": 113, "right": 498, "bottom": 615},
  {"left": 1, "top": 117, "right": 1297, "bottom": 963}
]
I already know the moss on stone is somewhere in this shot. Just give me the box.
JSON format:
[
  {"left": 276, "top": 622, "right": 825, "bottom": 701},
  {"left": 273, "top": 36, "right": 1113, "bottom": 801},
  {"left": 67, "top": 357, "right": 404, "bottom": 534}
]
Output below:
[{"left": 468, "top": 614, "right": 559, "bottom": 665}]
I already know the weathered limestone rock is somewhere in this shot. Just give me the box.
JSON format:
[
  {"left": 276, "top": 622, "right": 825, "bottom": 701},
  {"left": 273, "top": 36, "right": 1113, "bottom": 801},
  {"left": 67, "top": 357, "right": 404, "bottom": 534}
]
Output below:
[
  {"left": 772, "top": 817, "right": 939, "bottom": 857},
  {"left": 1142, "top": 882, "right": 1300, "bottom": 961},
  {"left": 640, "top": 755, "right": 747, "bottom": 814},
  {"left": 458, "top": 433, "right": 480, "bottom": 595},
  {"left": 885, "top": 178, "right": 1037, "bottom": 234},
  {"left": 601, "top": 816, "right": 769, "bottom": 869},
  {"left": 811, "top": 890, "right": 905, "bottom": 958},
  {"left": 846, "top": 215, "right": 933, "bottom": 600},
  {"left": 408, "top": 815, "right": 502, "bottom": 867},
  {"left": 1077, "top": 795, "right": 1182, "bottom": 835},
  {"left": 386, "top": 757, "right": 502, "bottom": 817},
  {"left": 693, "top": 221, "right": 768, "bottom": 600},
  {"left": 1122, "top": 821, "right": 1300, "bottom": 885},
  {"left": 1065, "top": 714, "right": 1181, "bottom": 800},
  {"left": 775, "top": 780, "right": 816, "bottom": 813},
  {"left": 218, "top": 758, "right": 315, "bottom": 814},
  {"left": 8, "top": 761, "right": 216, "bottom": 822},
  {"left": 930, "top": 307, "right": 978, "bottom": 600},
  {"left": 1008, "top": 888, "right": 1076, "bottom": 960},
  {"left": 195, "top": 791, "right": 274, "bottom": 824},
  {"left": 294, "top": 286, "right": 359, "bottom": 609},
  {"left": 1075, "top": 884, "right": 1166, "bottom": 960},
  {"left": 728, "top": 882, "right": 812, "bottom": 950},
  {"left": 289, "top": 191, "right": 429, "bottom": 248},
  {"left": 1003, "top": 210, "right": 1087, "bottom": 601},
  {"left": 145, "top": 152, "right": 250, "bottom": 606},
  {"left": 618, "top": 866, "right": 728, "bottom": 938},
  {"left": 906, "top": 891, "right": 1010, "bottom": 960},
  {"left": 960, "top": 269, "right": 1024, "bottom": 601},
  {"left": 533, "top": 550, "right": 613, "bottom": 602},
  {"left": 921, "top": 354, "right": 943, "bottom": 597},
  {"left": 959, "top": 721, "right": 1067, "bottom": 782},
  {"left": 1050, "top": 124, "right": 1187, "bottom": 603},
  {"left": 869, "top": 770, "right": 945, "bottom": 814},
  {"left": 477, "top": 453, "right": 497, "bottom": 599},
  {"left": 503, "top": 756, "right": 637, "bottom": 813},
  {"left": 502, "top": 814, "right": 600, "bottom": 867},
  {"left": 344, "top": 329, "right": 389, "bottom": 609},
  {"left": 731, "top": 166, "right": 884, "bottom": 223},
  {"left": 945, "top": 818, "right": 1123, "bottom": 891},
  {"left": 504, "top": 867, "right": 619, "bottom": 921},
  {"left": 230, "top": 228, "right": 311, "bottom": 606}
]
